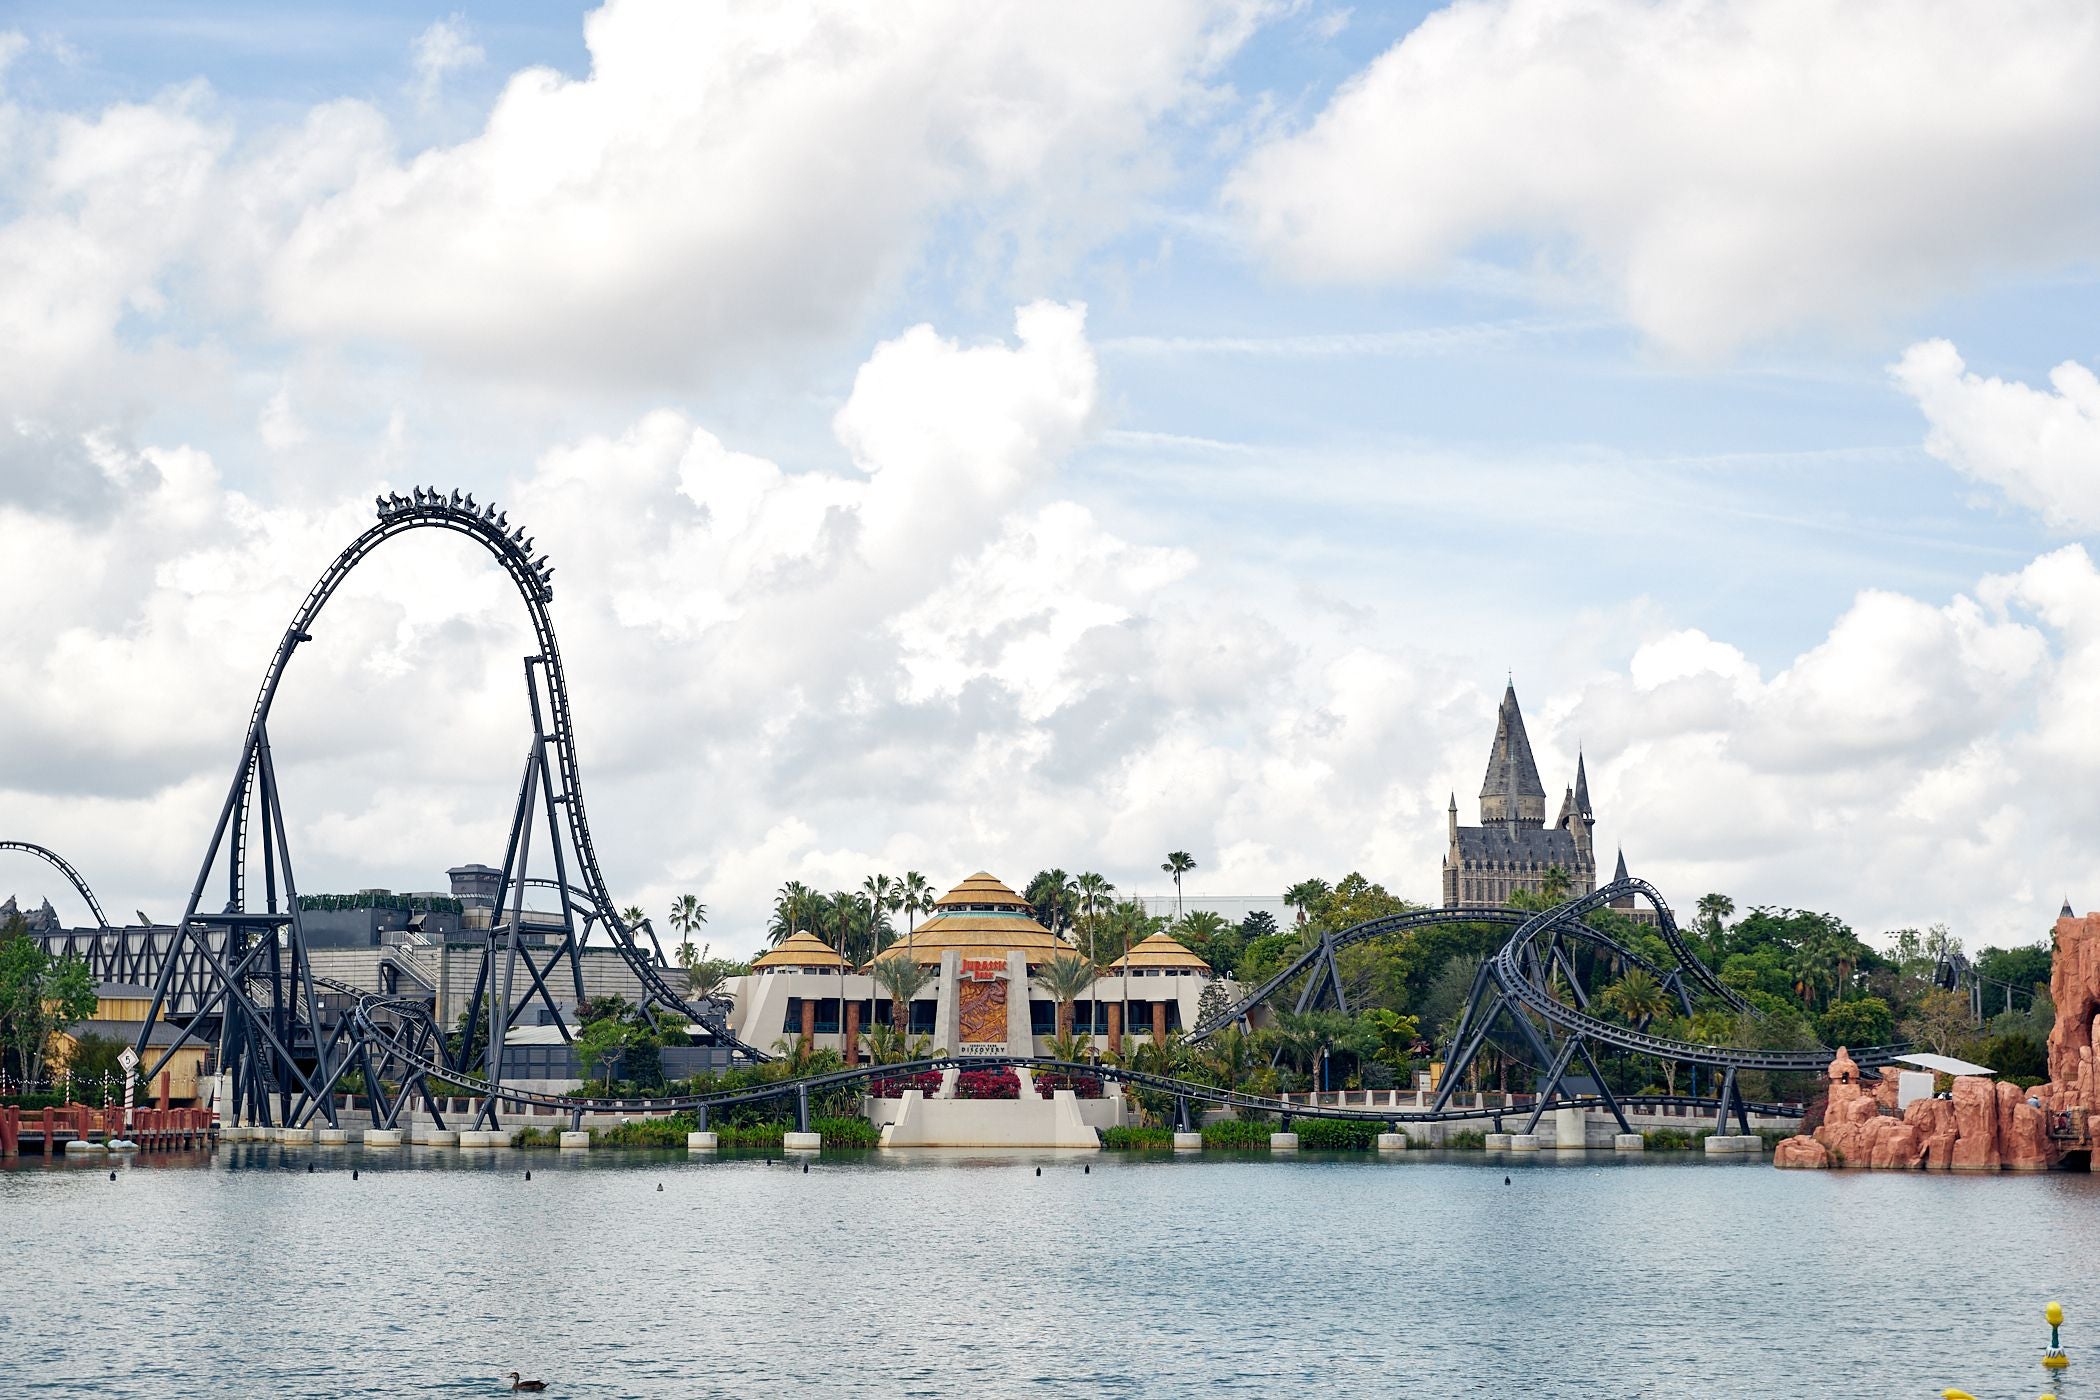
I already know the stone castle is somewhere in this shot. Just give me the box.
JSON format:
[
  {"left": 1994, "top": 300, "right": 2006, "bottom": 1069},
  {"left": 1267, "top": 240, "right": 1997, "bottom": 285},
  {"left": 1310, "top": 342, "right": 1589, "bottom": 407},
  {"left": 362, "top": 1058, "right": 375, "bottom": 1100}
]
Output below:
[{"left": 1442, "top": 682, "right": 1626, "bottom": 908}]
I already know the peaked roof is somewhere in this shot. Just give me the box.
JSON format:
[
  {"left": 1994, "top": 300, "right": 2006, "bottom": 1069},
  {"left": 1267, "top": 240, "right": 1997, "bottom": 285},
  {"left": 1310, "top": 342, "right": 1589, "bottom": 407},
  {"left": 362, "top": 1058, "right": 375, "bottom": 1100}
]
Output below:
[
  {"left": 752, "top": 929, "right": 845, "bottom": 970},
  {"left": 2063, "top": 896, "right": 2076, "bottom": 920},
  {"left": 1480, "top": 683, "right": 1547, "bottom": 802},
  {"left": 891, "top": 871, "right": 1072, "bottom": 965},
  {"left": 933, "top": 872, "right": 1031, "bottom": 911},
  {"left": 1613, "top": 848, "right": 1629, "bottom": 883},
  {"left": 1110, "top": 931, "right": 1211, "bottom": 973},
  {"left": 1574, "top": 752, "right": 1593, "bottom": 818}
]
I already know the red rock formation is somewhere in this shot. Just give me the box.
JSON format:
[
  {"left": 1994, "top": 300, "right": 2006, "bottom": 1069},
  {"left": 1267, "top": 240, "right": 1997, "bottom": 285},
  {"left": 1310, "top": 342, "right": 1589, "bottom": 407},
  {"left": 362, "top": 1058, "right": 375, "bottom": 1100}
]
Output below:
[
  {"left": 2048, "top": 913, "right": 2100, "bottom": 1091},
  {"left": 1867, "top": 1121, "right": 1918, "bottom": 1170},
  {"left": 1773, "top": 1136, "right": 1828, "bottom": 1169},
  {"left": 1906, "top": 1096, "right": 1959, "bottom": 1169},
  {"left": 1999, "top": 1080, "right": 2051, "bottom": 1171},
  {"left": 1949, "top": 1075, "right": 2001, "bottom": 1171},
  {"left": 1813, "top": 1048, "right": 1883, "bottom": 1164},
  {"left": 1827, "top": 1046, "right": 1861, "bottom": 1089}
]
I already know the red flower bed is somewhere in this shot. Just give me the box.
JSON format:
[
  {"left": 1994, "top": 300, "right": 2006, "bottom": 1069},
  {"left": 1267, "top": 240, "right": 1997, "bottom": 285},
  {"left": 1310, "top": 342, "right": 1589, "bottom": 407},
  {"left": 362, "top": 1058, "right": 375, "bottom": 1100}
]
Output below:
[
  {"left": 954, "top": 1067, "right": 1021, "bottom": 1100},
  {"left": 869, "top": 1071, "right": 944, "bottom": 1099},
  {"left": 1031, "top": 1069, "right": 1104, "bottom": 1099}
]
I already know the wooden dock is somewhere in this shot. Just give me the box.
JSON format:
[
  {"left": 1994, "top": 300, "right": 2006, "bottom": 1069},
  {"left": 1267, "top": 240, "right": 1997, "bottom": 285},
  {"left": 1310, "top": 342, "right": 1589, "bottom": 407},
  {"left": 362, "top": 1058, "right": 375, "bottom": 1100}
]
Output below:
[{"left": 0, "top": 1104, "right": 215, "bottom": 1156}]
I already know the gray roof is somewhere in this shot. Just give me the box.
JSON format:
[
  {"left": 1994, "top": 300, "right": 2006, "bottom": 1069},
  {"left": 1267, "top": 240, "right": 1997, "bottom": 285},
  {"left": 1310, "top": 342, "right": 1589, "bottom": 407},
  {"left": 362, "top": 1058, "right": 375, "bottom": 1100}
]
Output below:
[
  {"left": 1574, "top": 753, "right": 1593, "bottom": 817},
  {"left": 1480, "top": 684, "right": 1547, "bottom": 803},
  {"left": 1613, "top": 848, "right": 1629, "bottom": 882},
  {"left": 1453, "top": 825, "right": 1581, "bottom": 865},
  {"left": 68, "top": 1018, "right": 190, "bottom": 1047}
]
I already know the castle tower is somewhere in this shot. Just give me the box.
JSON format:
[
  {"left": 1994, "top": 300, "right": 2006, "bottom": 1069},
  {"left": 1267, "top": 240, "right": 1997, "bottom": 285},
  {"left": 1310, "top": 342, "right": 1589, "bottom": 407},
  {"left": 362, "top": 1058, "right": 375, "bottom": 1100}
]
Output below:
[
  {"left": 1443, "top": 682, "right": 1602, "bottom": 908},
  {"left": 1478, "top": 682, "right": 1547, "bottom": 827}
]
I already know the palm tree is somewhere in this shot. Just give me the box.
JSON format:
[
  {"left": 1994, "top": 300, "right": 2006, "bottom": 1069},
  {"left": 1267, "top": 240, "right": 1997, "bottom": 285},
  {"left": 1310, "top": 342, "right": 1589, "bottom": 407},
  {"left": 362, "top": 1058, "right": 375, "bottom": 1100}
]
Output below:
[
  {"left": 1540, "top": 866, "right": 1571, "bottom": 903},
  {"left": 769, "top": 881, "right": 820, "bottom": 946},
  {"left": 872, "top": 952, "right": 938, "bottom": 1037},
  {"left": 1162, "top": 851, "right": 1196, "bottom": 917},
  {"left": 1598, "top": 969, "right": 1670, "bottom": 1028},
  {"left": 899, "top": 870, "right": 935, "bottom": 962},
  {"left": 1025, "top": 869, "right": 1077, "bottom": 936},
  {"left": 668, "top": 893, "right": 707, "bottom": 943},
  {"left": 1787, "top": 945, "right": 1827, "bottom": 1009},
  {"left": 1199, "top": 1025, "right": 1259, "bottom": 1093},
  {"left": 1174, "top": 909, "right": 1228, "bottom": 951},
  {"left": 677, "top": 943, "right": 731, "bottom": 1002},
  {"left": 1284, "top": 878, "right": 1331, "bottom": 926},
  {"left": 1036, "top": 951, "right": 1096, "bottom": 1040},
  {"left": 1695, "top": 893, "right": 1735, "bottom": 956},
  {"left": 1074, "top": 872, "right": 1115, "bottom": 980}
]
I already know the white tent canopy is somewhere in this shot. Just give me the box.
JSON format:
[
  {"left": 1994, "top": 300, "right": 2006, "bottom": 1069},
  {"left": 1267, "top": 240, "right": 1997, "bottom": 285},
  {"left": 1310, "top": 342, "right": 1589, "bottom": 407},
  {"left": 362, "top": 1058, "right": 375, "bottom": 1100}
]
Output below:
[{"left": 1891, "top": 1052, "right": 1997, "bottom": 1077}]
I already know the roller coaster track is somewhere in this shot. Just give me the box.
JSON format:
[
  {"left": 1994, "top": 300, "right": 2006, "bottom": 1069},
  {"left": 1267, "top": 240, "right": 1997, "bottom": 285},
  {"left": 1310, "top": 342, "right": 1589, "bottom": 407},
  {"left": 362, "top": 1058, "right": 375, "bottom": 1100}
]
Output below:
[
  {"left": 135, "top": 488, "right": 762, "bottom": 1129},
  {"left": 1186, "top": 904, "right": 1677, "bottom": 1044},
  {"left": 1189, "top": 879, "right": 1904, "bottom": 1087},
  {"left": 0, "top": 839, "right": 110, "bottom": 929},
  {"left": 343, "top": 991, "right": 1799, "bottom": 1130},
  {"left": 1490, "top": 881, "right": 1903, "bottom": 1072}
]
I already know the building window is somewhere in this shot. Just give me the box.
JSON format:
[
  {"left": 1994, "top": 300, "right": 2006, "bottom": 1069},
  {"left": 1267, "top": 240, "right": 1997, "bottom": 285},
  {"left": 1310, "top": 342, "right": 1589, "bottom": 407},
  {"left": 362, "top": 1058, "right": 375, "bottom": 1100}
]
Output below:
[
  {"left": 1030, "top": 1000, "right": 1056, "bottom": 1035},
  {"left": 909, "top": 1000, "right": 936, "bottom": 1036}
]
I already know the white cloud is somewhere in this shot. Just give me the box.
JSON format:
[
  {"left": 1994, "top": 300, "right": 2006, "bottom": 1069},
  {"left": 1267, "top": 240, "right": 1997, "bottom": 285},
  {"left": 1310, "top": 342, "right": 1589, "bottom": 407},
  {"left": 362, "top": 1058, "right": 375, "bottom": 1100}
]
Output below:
[
  {"left": 1227, "top": 0, "right": 2100, "bottom": 355},
  {"left": 0, "top": 84, "right": 227, "bottom": 407},
  {"left": 411, "top": 14, "right": 485, "bottom": 106},
  {"left": 263, "top": 0, "right": 1258, "bottom": 382},
  {"left": 12, "top": 315, "right": 2100, "bottom": 950},
  {"left": 1893, "top": 338, "right": 2100, "bottom": 531}
]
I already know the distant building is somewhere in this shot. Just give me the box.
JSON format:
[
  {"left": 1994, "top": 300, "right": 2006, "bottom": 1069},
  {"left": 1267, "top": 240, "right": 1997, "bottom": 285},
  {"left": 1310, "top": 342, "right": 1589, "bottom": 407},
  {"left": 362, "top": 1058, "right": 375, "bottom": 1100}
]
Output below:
[
  {"left": 1441, "top": 682, "right": 1601, "bottom": 908},
  {"left": 720, "top": 871, "right": 1225, "bottom": 1058}
]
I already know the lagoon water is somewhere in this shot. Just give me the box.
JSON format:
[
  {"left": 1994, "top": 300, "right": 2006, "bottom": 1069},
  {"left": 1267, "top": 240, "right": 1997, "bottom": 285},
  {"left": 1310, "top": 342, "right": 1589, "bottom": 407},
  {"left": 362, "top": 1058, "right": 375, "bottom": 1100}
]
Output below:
[{"left": 4, "top": 1144, "right": 2098, "bottom": 1398}]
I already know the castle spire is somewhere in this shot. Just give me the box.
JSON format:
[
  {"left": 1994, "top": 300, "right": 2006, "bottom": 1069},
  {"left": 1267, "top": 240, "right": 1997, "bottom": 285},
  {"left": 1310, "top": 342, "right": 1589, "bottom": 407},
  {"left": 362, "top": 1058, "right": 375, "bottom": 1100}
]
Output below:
[
  {"left": 1613, "top": 847, "right": 1629, "bottom": 883},
  {"left": 1479, "top": 680, "right": 1547, "bottom": 827},
  {"left": 1574, "top": 750, "right": 1593, "bottom": 819}
]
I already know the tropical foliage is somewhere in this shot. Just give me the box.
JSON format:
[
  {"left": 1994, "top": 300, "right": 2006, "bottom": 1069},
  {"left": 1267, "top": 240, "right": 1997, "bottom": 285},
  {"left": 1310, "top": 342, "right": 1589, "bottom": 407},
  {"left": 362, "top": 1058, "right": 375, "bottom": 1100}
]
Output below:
[{"left": 0, "top": 913, "right": 97, "bottom": 1089}]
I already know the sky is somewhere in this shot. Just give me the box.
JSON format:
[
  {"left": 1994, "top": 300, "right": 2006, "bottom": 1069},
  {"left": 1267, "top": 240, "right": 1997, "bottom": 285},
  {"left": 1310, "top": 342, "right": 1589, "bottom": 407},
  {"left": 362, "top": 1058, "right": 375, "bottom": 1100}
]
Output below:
[{"left": 3, "top": 0, "right": 2100, "bottom": 956}]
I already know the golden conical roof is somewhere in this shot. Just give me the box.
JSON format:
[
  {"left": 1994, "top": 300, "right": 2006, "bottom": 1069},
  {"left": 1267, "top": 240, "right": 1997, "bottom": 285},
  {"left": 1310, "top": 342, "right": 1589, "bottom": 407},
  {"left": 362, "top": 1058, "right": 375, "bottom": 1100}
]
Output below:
[
  {"left": 1109, "top": 931, "right": 1211, "bottom": 973},
  {"left": 751, "top": 929, "right": 845, "bottom": 971},
  {"left": 893, "top": 872, "right": 1073, "bottom": 966},
  {"left": 932, "top": 872, "right": 1032, "bottom": 910}
]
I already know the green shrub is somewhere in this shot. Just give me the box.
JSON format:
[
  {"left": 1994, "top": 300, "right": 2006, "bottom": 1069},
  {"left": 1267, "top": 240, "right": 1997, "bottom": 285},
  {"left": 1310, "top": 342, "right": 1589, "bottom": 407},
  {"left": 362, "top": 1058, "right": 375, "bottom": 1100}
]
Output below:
[
  {"left": 810, "top": 1115, "right": 879, "bottom": 1148},
  {"left": 1101, "top": 1125, "right": 1173, "bottom": 1149},
  {"left": 511, "top": 1126, "right": 560, "bottom": 1149},
  {"left": 1443, "top": 1130, "right": 1486, "bottom": 1150},
  {"left": 1643, "top": 1128, "right": 1695, "bottom": 1151},
  {"left": 717, "top": 1121, "right": 785, "bottom": 1148},
  {"left": 1975, "top": 1032, "right": 2047, "bottom": 1083},
  {"left": 593, "top": 1117, "right": 692, "bottom": 1148},
  {"left": 1295, "top": 1119, "right": 1382, "bottom": 1150},
  {"left": 1201, "top": 1118, "right": 1271, "bottom": 1149}
]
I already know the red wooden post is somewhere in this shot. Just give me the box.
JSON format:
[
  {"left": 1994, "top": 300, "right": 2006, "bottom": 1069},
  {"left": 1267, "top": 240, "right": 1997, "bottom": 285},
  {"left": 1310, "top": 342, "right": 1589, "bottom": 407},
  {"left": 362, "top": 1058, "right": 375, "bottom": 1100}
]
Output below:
[
  {"left": 844, "top": 1000, "right": 861, "bottom": 1067},
  {"left": 41, "top": 1106, "right": 54, "bottom": 1153},
  {"left": 157, "top": 1071, "right": 171, "bottom": 1113}
]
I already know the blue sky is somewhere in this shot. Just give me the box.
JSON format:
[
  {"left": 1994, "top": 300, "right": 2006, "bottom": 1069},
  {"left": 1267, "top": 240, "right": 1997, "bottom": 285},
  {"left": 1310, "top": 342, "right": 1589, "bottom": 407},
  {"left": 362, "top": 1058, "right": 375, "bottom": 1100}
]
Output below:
[{"left": 3, "top": 1, "right": 2099, "bottom": 950}]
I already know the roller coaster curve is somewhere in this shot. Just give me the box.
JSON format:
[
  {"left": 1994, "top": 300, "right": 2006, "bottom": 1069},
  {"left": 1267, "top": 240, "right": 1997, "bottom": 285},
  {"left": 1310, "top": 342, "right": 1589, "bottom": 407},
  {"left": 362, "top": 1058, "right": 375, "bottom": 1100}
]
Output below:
[
  {"left": 0, "top": 839, "right": 110, "bottom": 929},
  {"left": 132, "top": 488, "right": 763, "bottom": 1131},
  {"left": 340, "top": 989, "right": 1802, "bottom": 1135},
  {"left": 1187, "top": 877, "right": 1903, "bottom": 1133}
]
